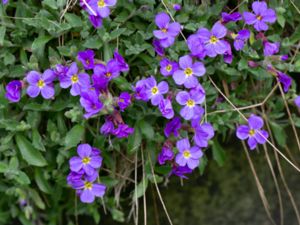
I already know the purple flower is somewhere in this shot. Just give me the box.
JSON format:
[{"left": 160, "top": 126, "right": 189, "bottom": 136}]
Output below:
[
  {"left": 263, "top": 41, "right": 280, "bottom": 56},
  {"left": 92, "top": 74, "right": 109, "bottom": 92},
  {"left": 175, "top": 138, "right": 203, "bottom": 169},
  {"left": 144, "top": 77, "right": 169, "bottom": 106},
  {"left": 54, "top": 64, "right": 68, "bottom": 79},
  {"left": 93, "top": 60, "right": 120, "bottom": 82},
  {"left": 173, "top": 4, "right": 181, "bottom": 11},
  {"left": 176, "top": 88, "right": 205, "bottom": 120},
  {"left": 89, "top": 15, "right": 103, "bottom": 28},
  {"left": 197, "top": 22, "right": 229, "bottom": 57},
  {"left": 236, "top": 114, "right": 269, "bottom": 150},
  {"left": 88, "top": 0, "right": 117, "bottom": 18},
  {"left": 26, "top": 70, "right": 55, "bottom": 99},
  {"left": 160, "top": 58, "right": 178, "bottom": 77},
  {"left": 113, "top": 124, "right": 134, "bottom": 138},
  {"left": 164, "top": 117, "right": 181, "bottom": 137},
  {"left": 170, "top": 165, "right": 193, "bottom": 179},
  {"left": 67, "top": 170, "right": 84, "bottom": 186},
  {"left": 294, "top": 96, "right": 300, "bottom": 108},
  {"left": 280, "top": 55, "right": 288, "bottom": 61},
  {"left": 60, "top": 62, "right": 90, "bottom": 96},
  {"left": 243, "top": 1, "right": 276, "bottom": 32},
  {"left": 100, "top": 118, "right": 114, "bottom": 135},
  {"left": 153, "top": 12, "right": 181, "bottom": 48},
  {"left": 5, "top": 80, "right": 22, "bottom": 102},
  {"left": 159, "top": 98, "right": 174, "bottom": 119},
  {"left": 173, "top": 55, "right": 206, "bottom": 88},
  {"left": 118, "top": 92, "right": 131, "bottom": 111},
  {"left": 277, "top": 72, "right": 292, "bottom": 92},
  {"left": 133, "top": 79, "right": 149, "bottom": 101},
  {"left": 69, "top": 144, "right": 103, "bottom": 176},
  {"left": 80, "top": 90, "right": 103, "bottom": 119},
  {"left": 187, "top": 34, "right": 206, "bottom": 59},
  {"left": 77, "top": 49, "right": 95, "bottom": 70},
  {"left": 221, "top": 12, "right": 242, "bottom": 23},
  {"left": 223, "top": 42, "right": 233, "bottom": 64},
  {"left": 2, "top": 0, "right": 8, "bottom": 4},
  {"left": 71, "top": 173, "right": 106, "bottom": 203},
  {"left": 153, "top": 39, "right": 165, "bottom": 56},
  {"left": 193, "top": 123, "right": 214, "bottom": 147},
  {"left": 113, "top": 51, "right": 129, "bottom": 72},
  {"left": 233, "top": 29, "right": 250, "bottom": 51},
  {"left": 158, "top": 146, "right": 174, "bottom": 165}
]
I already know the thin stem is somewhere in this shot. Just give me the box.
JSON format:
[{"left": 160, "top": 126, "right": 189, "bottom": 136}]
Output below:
[{"left": 141, "top": 146, "right": 147, "bottom": 225}]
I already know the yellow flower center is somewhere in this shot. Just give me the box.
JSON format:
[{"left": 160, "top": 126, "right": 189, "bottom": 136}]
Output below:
[
  {"left": 82, "top": 157, "right": 91, "bottom": 165},
  {"left": 84, "top": 181, "right": 93, "bottom": 190},
  {"left": 97, "top": 0, "right": 105, "bottom": 7},
  {"left": 166, "top": 64, "right": 172, "bottom": 72},
  {"left": 151, "top": 86, "right": 159, "bottom": 95},
  {"left": 119, "top": 98, "right": 124, "bottom": 103},
  {"left": 161, "top": 28, "right": 167, "bottom": 33},
  {"left": 37, "top": 79, "right": 45, "bottom": 88},
  {"left": 71, "top": 74, "right": 79, "bottom": 83},
  {"left": 184, "top": 68, "right": 193, "bottom": 77},
  {"left": 105, "top": 72, "right": 112, "bottom": 78},
  {"left": 209, "top": 35, "right": 218, "bottom": 44},
  {"left": 186, "top": 99, "right": 195, "bottom": 107},
  {"left": 231, "top": 33, "right": 238, "bottom": 39},
  {"left": 256, "top": 15, "right": 262, "bottom": 21},
  {"left": 249, "top": 129, "right": 255, "bottom": 136},
  {"left": 183, "top": 150, "right": 191, "bottom": 158}
]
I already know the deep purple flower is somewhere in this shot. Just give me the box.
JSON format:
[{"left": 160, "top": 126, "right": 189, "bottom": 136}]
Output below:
[
  {"left": 170, "top": 165, "right": 193, "bottom": 179},
  {"left": 67, "top": 170, "right": 84, "bottom": 186},
  {"left": 93, "top": 60, "right": 120, "bottom": 82},
  {"left": 80, "top": 89, "right": 103, "bottom": 119},
  {"left": 153, "top": 12, "right": 181, "bottom": 48},
  {"left": 277, "top": 72, "right": 292, "bottom": 92},
  {"left": 294, "top": 96, "right": 300, "bottom": 108},
  {"left": 223, "top": 42, "right": 233, "bottom": 64},
  {"left": 100, "top": 118, "right": 114, "bottom": 135},
  {"left": 89, "top": 15, "right": 103, "bottom": 28},
  {"left": 118, "top": 92, "right": 131, "bottom": 111},
  {"left": 88, "top": 0, "right": 116, "bottom": 18},
  {"left": 233, "top": 29, "right": 250, "bottom": 51},
  {"left": 144, "top": 76, "right": 169, "bottom": 106},
  {"left": 153, "top": 39, "right": 165, "bottom": 56},
  {"left": 77, "top": 49, "right": 95, "bottom": 70},
  {"left": 236, "top": 114, "right": 269, "bottom": 150},
  {"left": 5, "top": 80, "right": 22, "bottom": 102},
  {"left": 221, "top": 12, "right": 242, "bottom": 23},
  {"left": 175, "top": 138, "right": 203, "bottom": 170},
  {"left": 133, "top": 78, "right": 149, "bottom": 101},
  {"left": 69, "top": 144, "right": 102, "bottom": 176},
  {"left": 158, "top": 146, "right": 174, "bottom": 165},
  {"left": 160, "top": 58, "right": 178, "bottom": 77},
  {"left": 164, "top": 117, "right": 181, "bottom": 137},
  {"left": 173, "top": 4, "right": 181, "bottom": 11},
  {"left": 263, "top": 41, "right": 280, "bottom": 56},
  {"left": 193, "top": 123, "right": 214, "bottom": 147},
  {"left": 173, "top": 55, "right": 206, "bottom": 88},
  {"left": 92, "top": 74, "right": 109, "bottom": 92},
  {"left": 113, "top": 124, "right": 134, "bottom": 138},
  {"left": 159, "top": 98, "right": 174, "bottom": 119},
  {"left": 187, "top": 34, "right": 206, "bottom": 59},
  {"left": 243, "top": 1, "right": 276, "bottom": 31},
  {"left": 54, "top": 64, "right": 68, "bottom": 79},
  {"left": 197, "top": 22, "right": 229, "bottom": 57},
  {"left": 113, "top": 51, "right": 129, "bottom": 72},
  {"left": 71, "top": 173, "right": 106, "bottom": 203},
  {"left": 26, "top": 70, "right": 55, "bottom": 99},
  {"left": 280, "top": 55, "right": 288, "bottom": 61},
  {"left": 60, "top": 62, "right": 90, "bottom": 96},
  {"left": 176, "top": 88, "right": 205, "bottom": 120}
]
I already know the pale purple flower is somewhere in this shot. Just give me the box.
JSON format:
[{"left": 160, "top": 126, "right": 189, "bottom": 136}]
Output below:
[
  {"left": 88, "top": 0, "right": 117, "bottom": 18},
  {"left": 193, "top": 123, "right": 214, "bottom": 147},
  {"left": 159, "top": 98, "right": 174, "bottom": 119},
  {"left": 133, "top": 78, "right": 149, "bottom": 101},
  {"left": 187, "top": 34, "right": 206, "bottom": 59},
  {"left": 164, "top": 117, "right": 181, "bottom": 137},
  {"left": 77, "top": 49, "right": 95, "bottom": 70},
  {"left": 221, "top": 12, "right": 242, "bottom": 23},
  {"left": 243, "top": 1, "right": 276, "bottom": 31},
  {"left": 54, "top": 64, "right": 68, "bottom": 79},
  {"left": 173, "top": 4, "right": 181, "bottom": 11},
  {"left": 118, "top": 92, "right": 131, "bottom": 111},
  {"left": 158, "top": 146, "right": 174, "bottom": 165},
  {"left": 80, "top": 89, "right": 103, "bottom": 119},
  {"left": 233, "top": 29, "right": 250, "bottom": 51},
  {"left": 26, "top": 70, "right": 55, "bottom": 99},
  {"left": 69, "top": 144, "right": 102, "bottom": 176},
  {"left": 277, "top": 72, "right": 292, "bottom": 92},
  {"left": 2, "top": 0, "right": 8, "bottom": 4},
  {"left": 5, "top": 80, "right": 22, "bottom": 102},
  {"left": 294, "top": 96, "right": 300, "bottom": 108},
  {"left": 144, "top": 77, "right": 169, "bottom": 106},
  {"left": 153, "top": 12, "right": 181, "bottom": 48},
  {"left": 175, "top": 138, "right": 203, "bottom": 170},
  {"left": 160, "top": 58, "right": 178, "bottom": 77},
  {"left": 113, "top": 124, "right": 134, "bottom": 138},
  {"left": 197, "top": 22, "right": 229, "bottom": 57},
  {"left": 100, "top": 117, "right": 114, "bottom": 135},
  {"left": 60, "top": 62, "right": 90, "bottom": 96},
  {"left": 263, "top": 41, "right": 280, "bottom": 56},
  {"left": 236, "top": 114, "right": 269, "bottom": 150},
  {"left": 223, "top": 42, "right": 233, "bottom": 64},
  {"left": 173, "top": 55, "right": 206, "bottom": 88}
]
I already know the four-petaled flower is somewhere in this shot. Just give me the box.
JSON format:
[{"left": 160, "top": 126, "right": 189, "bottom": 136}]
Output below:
[
  {"left": 77, "top": 49, "right": 95, "bottom": 70},
  {"left": 89, "top": 0, "right": 117, "bottom": 18},
  {"left": 160, "top": 58, "right": 178, "bottom": 77},
  {"left": 93, "top": 60, "right": 120, "bottom": 82},
  {"left": 145, "top": 76, "right": 169, "bottom": 106},
  {"left": 232, "top": 29, "right": 250, "bottom": 51},
  {"left": 80, "top": 89, "right": 103, "bottom": 119}
]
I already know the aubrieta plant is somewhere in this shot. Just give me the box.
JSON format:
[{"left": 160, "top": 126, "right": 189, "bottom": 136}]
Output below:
[{"left": 2, "top": 0, "right": 300, "bottom": 223}]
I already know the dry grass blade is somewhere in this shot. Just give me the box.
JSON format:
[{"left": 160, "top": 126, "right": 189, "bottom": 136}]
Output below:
[
  {"left": 134, "top": 151, "right": 139, "bottom": 225},
  {"left": 141, "top": 147, "right": 147, "bottom": 225}
]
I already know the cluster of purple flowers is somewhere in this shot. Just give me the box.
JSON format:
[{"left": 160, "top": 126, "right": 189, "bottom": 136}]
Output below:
[
  {"left": 68, "top": 144, "right": 106, "bottom": 203},
  {"left": 80, "top": 0, "right": 117, "bottom": 28}
]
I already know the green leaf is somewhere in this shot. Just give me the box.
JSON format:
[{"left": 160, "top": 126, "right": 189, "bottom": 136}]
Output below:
[
  {"left": 0, "top": 27, "right": 6, "bottom": 45},
  {"left": 15, "top": 171, "right": 31, "bottom": 185},
  {"left": 212, "top": 139, "right": 226, "bottom": 166},
  {"left": 34, "top": 169, "right": 51, "bottom": 194},
  {"left": 32, "top": 35, "right": 52, "bottom": 56},
  {"left": 138, "top": 120, "right": 154, "bottom": 139},
  {"left": 64, "top": 124, "right": 85, "bottom": 148},
  {"left": 15, "top": 134, "right": 47, "bottom": 167},
  {"left": 65, "top": 13, "right": 82, "bottom": 27},
  {"left": 133, "top": 178, "right": 148, "bottom": 199},
  {"left": 270, "top": 122, "right": 287, "bottom": 147},
  {"left": 0, "top": 162, "right": 8, "bottom": 173},
  {"left": 32, "top": 129, "right": 46, "bottom": 152},
  {"left": 127, "top": 125, "right": 142, "bottom": 154}
]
